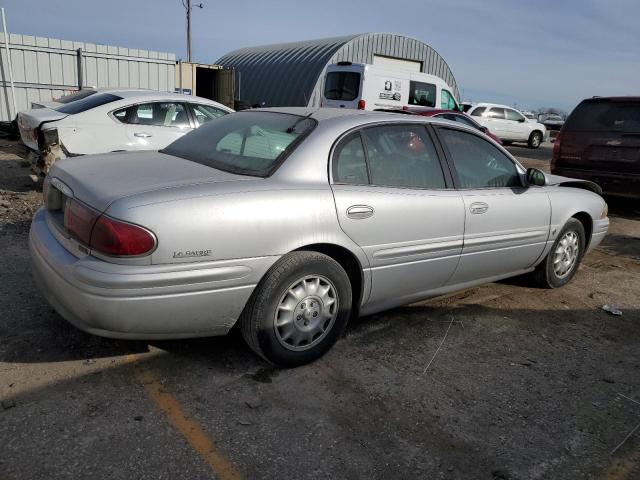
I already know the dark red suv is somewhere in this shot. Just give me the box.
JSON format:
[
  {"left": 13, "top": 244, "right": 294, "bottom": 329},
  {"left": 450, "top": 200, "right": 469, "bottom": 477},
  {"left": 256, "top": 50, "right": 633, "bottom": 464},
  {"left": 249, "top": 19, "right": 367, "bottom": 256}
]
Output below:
[{"left": 551, "top": 97, "right": 640, "bottom": 198}]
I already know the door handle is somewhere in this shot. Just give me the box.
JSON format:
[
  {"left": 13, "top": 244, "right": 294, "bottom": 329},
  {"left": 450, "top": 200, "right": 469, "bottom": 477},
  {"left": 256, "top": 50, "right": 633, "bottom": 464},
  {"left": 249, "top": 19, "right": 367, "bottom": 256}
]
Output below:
[
  {"left": 346, "top": 205, "right": 374, "bottom": 219},
  {"left": 469, "top": 202, "right": 489, "bottom": 214},
  {"left": 134, "top": 132, "right": 152, "bottom": 138}
]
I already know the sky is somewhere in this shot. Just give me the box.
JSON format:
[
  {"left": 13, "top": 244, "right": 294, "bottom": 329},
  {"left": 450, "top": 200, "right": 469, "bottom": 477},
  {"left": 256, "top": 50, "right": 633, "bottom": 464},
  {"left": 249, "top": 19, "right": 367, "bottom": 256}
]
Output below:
[{"left": 4, "top": 0, "right": 639, "bottom": 112}]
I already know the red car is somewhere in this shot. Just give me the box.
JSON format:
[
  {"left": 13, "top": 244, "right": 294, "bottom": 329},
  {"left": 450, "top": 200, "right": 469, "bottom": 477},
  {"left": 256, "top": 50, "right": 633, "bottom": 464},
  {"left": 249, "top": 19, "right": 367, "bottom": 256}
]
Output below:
[
  {"left": 551, "top": 96, "right": 640, "bottom": 198},
  {"left": 402, "top": 106, "right": 503, "bottom": 144}
]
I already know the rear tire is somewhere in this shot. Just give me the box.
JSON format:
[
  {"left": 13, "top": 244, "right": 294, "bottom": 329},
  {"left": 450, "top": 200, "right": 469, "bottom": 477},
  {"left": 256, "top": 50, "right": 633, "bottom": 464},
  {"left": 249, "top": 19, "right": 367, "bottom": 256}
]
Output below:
[
  {"left": 240, "top": 251, "right": 352, "bottom": 367},
  {"left": 532, "top": 218, "right": 585, "bottom": 288},
  {"left": 528, "top": 131, "right": 543, "bottom": 148}
]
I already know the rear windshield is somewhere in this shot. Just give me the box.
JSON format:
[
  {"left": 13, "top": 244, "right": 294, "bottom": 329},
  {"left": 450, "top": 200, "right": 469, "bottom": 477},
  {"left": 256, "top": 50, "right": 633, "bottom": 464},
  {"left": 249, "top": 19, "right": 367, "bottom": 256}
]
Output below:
[
  {"left": 324, "top": 72, "right": 360, "bottom": 101},
  {"left": 162, "top": 111, "right": 317, "bottom": 177},
  {"left": 55, "top": 93, "right": 122, "bottom": 114},
  {"left": 56, "top": 89, "right": 97, "bottom": 104},
  {"left": 565, "top": 99, "right": 640, "bottom": 132}
]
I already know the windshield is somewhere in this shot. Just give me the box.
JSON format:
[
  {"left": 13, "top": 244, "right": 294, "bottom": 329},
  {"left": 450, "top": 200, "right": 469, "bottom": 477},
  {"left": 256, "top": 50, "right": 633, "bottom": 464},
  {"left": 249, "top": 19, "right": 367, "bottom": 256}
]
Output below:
[
  {"left": 324, "top": 72, "right": 360, "bottom": 101},
  {"left": 55, "top": 93, "right": 122, "bottom": 114},
  {"left": 162, "top": 111, "right": 317, "bottom": 177}
]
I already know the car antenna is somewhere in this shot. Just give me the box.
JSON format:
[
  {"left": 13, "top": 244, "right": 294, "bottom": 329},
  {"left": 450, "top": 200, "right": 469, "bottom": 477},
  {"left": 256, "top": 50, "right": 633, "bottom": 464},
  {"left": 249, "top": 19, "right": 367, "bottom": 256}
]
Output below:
[{"left": 286, "top": 111, "right": 314, "bottom": 133}]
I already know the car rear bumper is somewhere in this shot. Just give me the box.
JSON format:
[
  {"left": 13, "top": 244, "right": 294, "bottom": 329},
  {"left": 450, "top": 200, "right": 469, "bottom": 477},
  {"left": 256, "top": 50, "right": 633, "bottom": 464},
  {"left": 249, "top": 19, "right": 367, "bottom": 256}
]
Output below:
[
  {"left": 551, "top": 167, "right": 640, "bottom": 198},
  {"left": 29, "top": 208, "right": 277, "bottom": 339}
]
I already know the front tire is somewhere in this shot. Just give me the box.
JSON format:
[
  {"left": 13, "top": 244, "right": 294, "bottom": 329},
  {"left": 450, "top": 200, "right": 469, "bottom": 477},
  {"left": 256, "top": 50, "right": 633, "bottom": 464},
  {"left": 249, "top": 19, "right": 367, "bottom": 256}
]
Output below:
[
  {"left": 528, "top": 130, "right": 543, "bottom": 148},
  {"left": 532, "top": 218, "right": 585, "bottom": 288},
  {"left": 240, "top": 251, "right": 352, "bottom": 367}
]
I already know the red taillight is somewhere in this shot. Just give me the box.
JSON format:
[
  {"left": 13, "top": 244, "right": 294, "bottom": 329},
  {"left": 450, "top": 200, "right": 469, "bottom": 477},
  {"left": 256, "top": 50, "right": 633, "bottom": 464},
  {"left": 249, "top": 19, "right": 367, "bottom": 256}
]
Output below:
[
  {"left": 64, "top": 198, "right": 99, "bottom": 245},
  {"left": 551, "top": 130, "right": 563, "bottom": 171},
  {"left": 63, "top": 197, "right": 155, "bottom": 256},
  {"left": 357, "top": 99, "right": 366, "bottom": 110},
  {"left": 90, "top": 215, "right": 156, "bottom": 256}
]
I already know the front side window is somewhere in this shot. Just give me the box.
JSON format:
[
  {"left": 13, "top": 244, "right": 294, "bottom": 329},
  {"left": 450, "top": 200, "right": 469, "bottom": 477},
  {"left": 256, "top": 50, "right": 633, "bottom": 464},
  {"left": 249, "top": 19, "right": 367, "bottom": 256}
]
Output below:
[
  {"left": 125, "top": 102, "right": 190, "bottom": 128},
  {"left": 361, "top": 125, "right": 446, "bottom": 189},
  {"left": 439, "top": 128, "right": 521, "bottom": 189},
  {"left": 333, "top": 133, "right": 368, "bottom": 184},
  {"left": 470, "top": 106, "right": 486, "bottom": 117},
  {"left": 162, "top": 111, "right": 316, "bottom": 177},
  {"left": 324, "top": 72, "right": 360, "bottom": 101},
  {"left": 440, "top": 89, "right": 457, "bottom": 110},
  {"left": 192, "top": 103, "right": 228, "bottom": 126},
  {"left": 505, "top": 109, "right": 525, "bottom": 122},
  {"left": 486, "top": 108, "right": 506, "bottom": 119},
  {"left": 408, "top": 81, "right": 436, "bottom": 107}
]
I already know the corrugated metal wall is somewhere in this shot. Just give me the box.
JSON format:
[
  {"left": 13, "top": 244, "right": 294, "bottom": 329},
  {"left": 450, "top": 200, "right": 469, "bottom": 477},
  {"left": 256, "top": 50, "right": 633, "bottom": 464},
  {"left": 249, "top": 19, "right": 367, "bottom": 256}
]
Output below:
[
  {"left": 216, "top": 33, "right": 460, "bottom": 108},
  {"left": 0, "top": 32, "right": 176, "bottom": 121}
]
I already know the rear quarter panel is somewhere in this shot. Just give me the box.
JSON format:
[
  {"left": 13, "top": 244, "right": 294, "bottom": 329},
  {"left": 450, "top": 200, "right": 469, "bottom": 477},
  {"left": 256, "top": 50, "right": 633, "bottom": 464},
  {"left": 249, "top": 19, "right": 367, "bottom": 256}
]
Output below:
[
  {"left": 48, "top": 107, "right": 127, "bottom": 154},
  {"left": 104, "top": 181, "right": 369, "bottom": 269}
]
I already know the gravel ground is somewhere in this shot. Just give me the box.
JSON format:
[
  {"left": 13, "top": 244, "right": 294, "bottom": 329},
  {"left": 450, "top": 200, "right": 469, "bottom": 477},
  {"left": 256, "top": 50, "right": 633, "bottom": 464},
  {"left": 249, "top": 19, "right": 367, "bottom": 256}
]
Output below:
[{"left": 0, "top": 141, "right": 639, "bottom": 480}]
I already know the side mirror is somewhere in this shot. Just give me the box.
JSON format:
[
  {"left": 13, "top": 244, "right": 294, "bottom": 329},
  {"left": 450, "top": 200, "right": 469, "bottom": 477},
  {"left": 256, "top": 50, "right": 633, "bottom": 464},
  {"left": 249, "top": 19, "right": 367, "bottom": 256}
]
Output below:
[
  {"left": 518, "top": 118, "right": 526, "bottom": 123},
  {"left": 526, "top": 167, "right": 547, "bottom": 186}
]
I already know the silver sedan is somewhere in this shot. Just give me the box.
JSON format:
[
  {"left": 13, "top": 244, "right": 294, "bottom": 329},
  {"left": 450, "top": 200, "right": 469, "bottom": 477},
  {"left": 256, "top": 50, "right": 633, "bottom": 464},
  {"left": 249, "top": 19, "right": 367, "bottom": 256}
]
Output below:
[{"left": 29, "top": 108, "right": 609, "bottom": 366}]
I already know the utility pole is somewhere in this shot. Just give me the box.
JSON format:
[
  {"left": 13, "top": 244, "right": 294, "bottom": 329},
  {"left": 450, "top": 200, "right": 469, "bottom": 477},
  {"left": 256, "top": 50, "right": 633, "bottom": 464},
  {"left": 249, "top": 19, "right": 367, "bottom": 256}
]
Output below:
[{"left": 182, "top": 0, "right": 203, "bottom": 62}]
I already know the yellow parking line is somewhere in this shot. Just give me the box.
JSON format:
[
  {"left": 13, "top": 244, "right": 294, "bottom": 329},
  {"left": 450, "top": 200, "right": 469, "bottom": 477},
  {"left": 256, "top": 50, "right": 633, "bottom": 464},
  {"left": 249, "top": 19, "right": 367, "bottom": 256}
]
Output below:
[{"left": 126, "top": 354, "right": 241, "bottom": 480}]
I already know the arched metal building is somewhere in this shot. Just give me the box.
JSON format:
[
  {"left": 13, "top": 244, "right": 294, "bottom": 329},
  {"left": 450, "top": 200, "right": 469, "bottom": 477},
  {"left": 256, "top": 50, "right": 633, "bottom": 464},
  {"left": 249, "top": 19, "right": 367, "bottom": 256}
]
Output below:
[{"left": 215, "top": 33, "right": 459, "bottom": 108}]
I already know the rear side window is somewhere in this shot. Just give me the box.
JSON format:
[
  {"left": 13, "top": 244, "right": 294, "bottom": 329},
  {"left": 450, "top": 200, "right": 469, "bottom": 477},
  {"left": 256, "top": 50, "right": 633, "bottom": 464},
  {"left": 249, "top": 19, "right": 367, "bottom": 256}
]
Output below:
[
  {"left": 361, "top": 125, "right": 446, "bottom": 189},
  {"left": 324, "top": 72, "right": 360, "bottom": 101},
  {"left": 55, "top": 93, "right": 122, "bottom": 114},
  {"left": 439, "top": 128, "right": 521, "bottom": 188},
  {"left": 565, "top": 100, "right": 640, "bottom": 132},
  {"left": 333, "top": 133, "right": 368, "bottom": 184},
  {"left": 408, "top": 81, "right": 436, "bottom": 107},
  {"left": 486, "top": 108, "right": 506, "bottom": 119},
  {"left": 470, "top": 107, "right": 486, "bottom": 117},
  {"left": 114, "top": 102, "right": 190, "bottom": 128}
]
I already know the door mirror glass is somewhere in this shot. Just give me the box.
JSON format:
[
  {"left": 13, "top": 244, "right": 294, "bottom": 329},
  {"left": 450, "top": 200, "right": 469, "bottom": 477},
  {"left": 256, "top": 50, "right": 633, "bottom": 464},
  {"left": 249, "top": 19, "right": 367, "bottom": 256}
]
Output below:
[{"left": 526, "top": 167, "right": 547, "bottom": 186}]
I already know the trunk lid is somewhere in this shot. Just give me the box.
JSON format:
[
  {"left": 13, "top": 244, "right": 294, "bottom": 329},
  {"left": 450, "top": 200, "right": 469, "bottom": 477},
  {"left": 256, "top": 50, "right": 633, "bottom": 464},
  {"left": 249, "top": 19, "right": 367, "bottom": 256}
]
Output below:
[
  {"left": 17, "top": 108, "right": 69, "bottom": 151},
  {"left": 48, "top": 150, "right": 254, "bottom": 212}
]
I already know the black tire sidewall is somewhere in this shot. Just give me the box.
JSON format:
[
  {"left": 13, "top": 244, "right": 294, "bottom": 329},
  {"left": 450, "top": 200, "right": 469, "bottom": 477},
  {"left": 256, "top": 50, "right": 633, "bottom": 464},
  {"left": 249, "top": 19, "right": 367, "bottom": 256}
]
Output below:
[
  {"left": 544, "top": 219, "right": 585, "bottom": 288},
  {"left": 251, "top": 253, "right": 352, "bottom": 367},
  {"left": 529, "top": 131, "right": 542, "bottom": 148}
]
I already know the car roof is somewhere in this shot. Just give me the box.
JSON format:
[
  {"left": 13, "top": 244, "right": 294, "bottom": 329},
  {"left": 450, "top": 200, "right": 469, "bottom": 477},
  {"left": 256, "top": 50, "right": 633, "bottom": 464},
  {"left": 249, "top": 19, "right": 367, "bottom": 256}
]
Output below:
[
  {"left": 107, "top": 89, "right": 211, "bottom": 102},
  {"left": 472, "top": 102, "right": 520, "bottom": 110},
  {"left": 252, "top": 106, "right": 475, "bottom": 132}
]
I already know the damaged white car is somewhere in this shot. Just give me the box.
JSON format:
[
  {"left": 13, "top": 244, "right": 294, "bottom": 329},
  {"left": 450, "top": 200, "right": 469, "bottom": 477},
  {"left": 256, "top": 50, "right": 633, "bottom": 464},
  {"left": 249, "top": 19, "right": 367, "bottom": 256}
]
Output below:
[{"left": 17, "top": 90, "right": 233, "bottom": 173}]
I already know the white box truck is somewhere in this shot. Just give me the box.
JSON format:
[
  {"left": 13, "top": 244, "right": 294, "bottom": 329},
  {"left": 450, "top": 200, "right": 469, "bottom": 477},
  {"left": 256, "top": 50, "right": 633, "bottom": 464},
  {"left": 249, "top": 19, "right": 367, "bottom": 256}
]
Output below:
[{"left": 322, "top": 62, "right": 461, "bottom": 111}]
